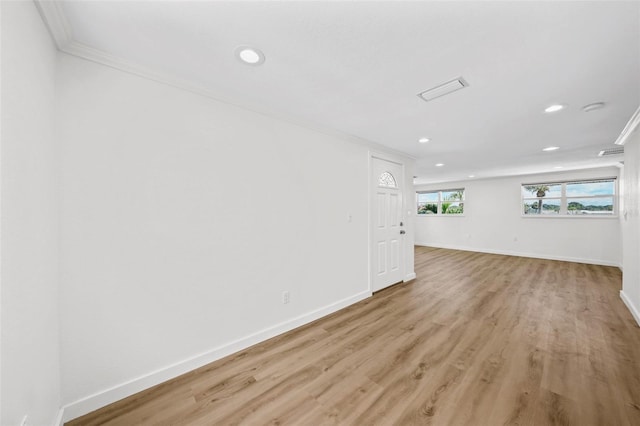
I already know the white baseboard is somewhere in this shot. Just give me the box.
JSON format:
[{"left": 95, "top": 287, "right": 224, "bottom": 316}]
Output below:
[
  {"left": 60, "top": 289, "right": 372, "bottom": 423},
  {"left": 54, "top": 407, "right": 64, "bottom": 426},
  {"left": 404, "top": 272, "right": 416, "bottom": 282},
  {"left": 415, "top": 242, "right": 620, "bottom": 268},
  {"left": 621, "top": 291, "right": 640, "bottom": 327}
]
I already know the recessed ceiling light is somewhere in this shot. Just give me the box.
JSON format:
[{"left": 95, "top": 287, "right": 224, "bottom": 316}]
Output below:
[
  {"left": 582, "top": 102, "right": 605, "bottom": 112},
  {"left": 554, "top": 166, "right": 563, "bottom": 169},
  {"left": 418, "top": 137, "right": 430, "bottom": 144},
  {"left": 235, "top": 46, "right": 265, "bottom": 65},
  {"left": 435, "top": 163, "right": 444, "bottom": 167},
  {"left": 542, "top": 146, "right": 560, "bottom": 151},
  {"left": 544, "top": 104, "right": 565, "bottom": 113},
  {"left": 468, "top": 175, "right": 475, "bottom": 178}
]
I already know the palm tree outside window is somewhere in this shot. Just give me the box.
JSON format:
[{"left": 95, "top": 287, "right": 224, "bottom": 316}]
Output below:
[
  {"left": 522, "top": 179, "right": 615, "bottom": 216},
  {"left": 417, "top": 189, "right": 465, "bottom": 215}
]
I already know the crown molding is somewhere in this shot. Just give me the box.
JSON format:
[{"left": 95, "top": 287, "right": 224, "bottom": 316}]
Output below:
[
  {"left": 34, "top": 0, "right": 72, "bottom": 49},
  {"left": 614, "top": 105, "right": 640, "bottom": 146},
  {"left": 63, "top": 40, "right": 235, "bottom": 103},
  {"left": 59, "top": 39, "right": 415, "bottom": 161},
  {"left": 33, "top": 1, "right": 415, "bottom": 162}
]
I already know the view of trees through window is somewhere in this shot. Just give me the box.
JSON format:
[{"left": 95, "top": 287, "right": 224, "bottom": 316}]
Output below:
[
  {"left": 522, "top": 179, "right": 615, "bottom": 216},
  {"left": 417, "top": 189, "right": 464, "bottom": 215}
]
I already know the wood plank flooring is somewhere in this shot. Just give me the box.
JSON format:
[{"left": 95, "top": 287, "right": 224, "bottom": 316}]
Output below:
[{"left": 67, "top": 247, "right": 640, "bottom": 425}]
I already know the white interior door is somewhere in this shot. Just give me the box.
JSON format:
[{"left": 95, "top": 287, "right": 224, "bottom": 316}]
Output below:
[{"left": 372, "top": 157, "right": 404, "bottom": 292}]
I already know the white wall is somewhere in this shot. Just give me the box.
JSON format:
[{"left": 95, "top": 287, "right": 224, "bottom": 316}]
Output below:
[
  {"left": 1, "top": 2, "right": 61, "bottom": 425},
  {"left": 621, "top": 128, "right": 640, "bottom": 325},
  {"left": 415, "top": 167, "right": 621, "bottom": 266},
  {"left": 56, "top": 54, "right": 414, "bottom": 419}
]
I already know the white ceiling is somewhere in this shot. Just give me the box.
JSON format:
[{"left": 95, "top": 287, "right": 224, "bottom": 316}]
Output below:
[{"left": 46, "top": 1, "right": 640, "bottom": 184}]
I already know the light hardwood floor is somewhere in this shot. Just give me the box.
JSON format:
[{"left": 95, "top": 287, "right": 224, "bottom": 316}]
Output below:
[{"left": 68, "top": 247, "right": 640, "bottom": 425}]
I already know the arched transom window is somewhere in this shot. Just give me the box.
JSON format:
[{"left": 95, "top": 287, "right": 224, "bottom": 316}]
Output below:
[{"left": 378, "top": 171, "right": 398, "bottom": 188}]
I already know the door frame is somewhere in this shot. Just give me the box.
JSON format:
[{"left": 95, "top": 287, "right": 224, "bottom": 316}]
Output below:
[{"left": 369, "top": 152, "right": 411, "bottom": 293}]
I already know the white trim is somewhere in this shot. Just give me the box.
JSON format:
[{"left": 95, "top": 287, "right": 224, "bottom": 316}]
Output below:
[
  {"left": 33, "top": 4, "right": 415, "bottom": 162},
  {"left": 614, "top": 106, "right": 640, "bottom": 146},
  {"left": 404, "top": 272, "right": 417, "bottom": 282},
  {"left": 367, "top": 151, "right": 372, "bottom": 294},
  {"left": 370, "top": 153, "right": 405, "bottom": 165},
  {"left": 416, "top": 214, "right": 466, "bottom": 218},
  {"left": 41, "top": 31, "right": 414, "bottom": 163},
  {"left": 60, "top": 289, "right": 371, "bottom": 422},
  {"left": 416, "top": 188, "right": 465, "bottom": 216},
  {"left": 520, "top": 178, "right": 618, "bottom": 217},
  {"left": 620, "top": 291, "right": 640, "bottom": 327},
  {"left": 59, "top": 39, "right": 413, "bottom": 159},
  {"left": 33, "top": 0, "right": 72, "bottom": 49},
  {"left": 54, "top": 408, "right": 64, "bottom": 426},
  {"left": 521, "top": 215, "right": 618, "bottom": 219},
  {"left": 370, "top": 153, "right": 407, "bottom": 293},
  {"left": 414, "top": 242, "right": 621, "bottom": 268}
]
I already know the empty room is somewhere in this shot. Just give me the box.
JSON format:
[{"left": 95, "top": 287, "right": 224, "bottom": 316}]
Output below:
[{"left": 2, "top": 1, "right": 640, "bottom": 425}]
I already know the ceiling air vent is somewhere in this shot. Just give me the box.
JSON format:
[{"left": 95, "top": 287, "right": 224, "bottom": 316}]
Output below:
[
  {"left": 598, "top": 147, "right": 624, "bottom": 157},
  {"left": 418, "top": 77, "right": 468, "bottom": 103}
]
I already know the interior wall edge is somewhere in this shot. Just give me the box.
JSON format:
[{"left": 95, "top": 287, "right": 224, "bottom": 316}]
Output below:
[
  {"left": 54, "top": 408, "right": 64, "bottom": 426},
  {"left": 620, "top": 290, "right": 640, "bottom": 327}
]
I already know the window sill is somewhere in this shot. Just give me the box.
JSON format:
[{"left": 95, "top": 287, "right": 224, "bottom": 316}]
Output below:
[
  {"left": 521, "top": 214, "right": 618, "bottom": 219},
  {"left": 417, "top": 214, "right": 466, "bottom": 217}
]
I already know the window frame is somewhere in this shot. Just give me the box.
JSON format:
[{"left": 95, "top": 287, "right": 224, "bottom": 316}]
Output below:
[
  {"left": 378, "top": 171, "right": 398, "bottom": 188},
  {"left": 416, "top": 188, "right": 465, "bottom": 216},
  {"left": 521, "top": 177, "right": 617, "bottom": 218}
]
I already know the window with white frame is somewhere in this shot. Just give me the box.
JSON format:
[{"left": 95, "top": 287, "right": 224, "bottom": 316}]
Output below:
[
  {"left": 378, "top": 171, "right": 398, "bottom": 188},
  {"left": 417, "top": 189, "right": 465, "bottom": 215},
  {"left": 521, "top": 178, "right": 616, "bottom": 216}
]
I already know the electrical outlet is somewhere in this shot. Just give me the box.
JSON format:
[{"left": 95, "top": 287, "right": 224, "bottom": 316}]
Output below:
[
  {"left": 20, "top": 415, "right": 28, "bottom": 426},
  {"left": 282, "top": 291, "right": 290, "bottom": 304}
]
